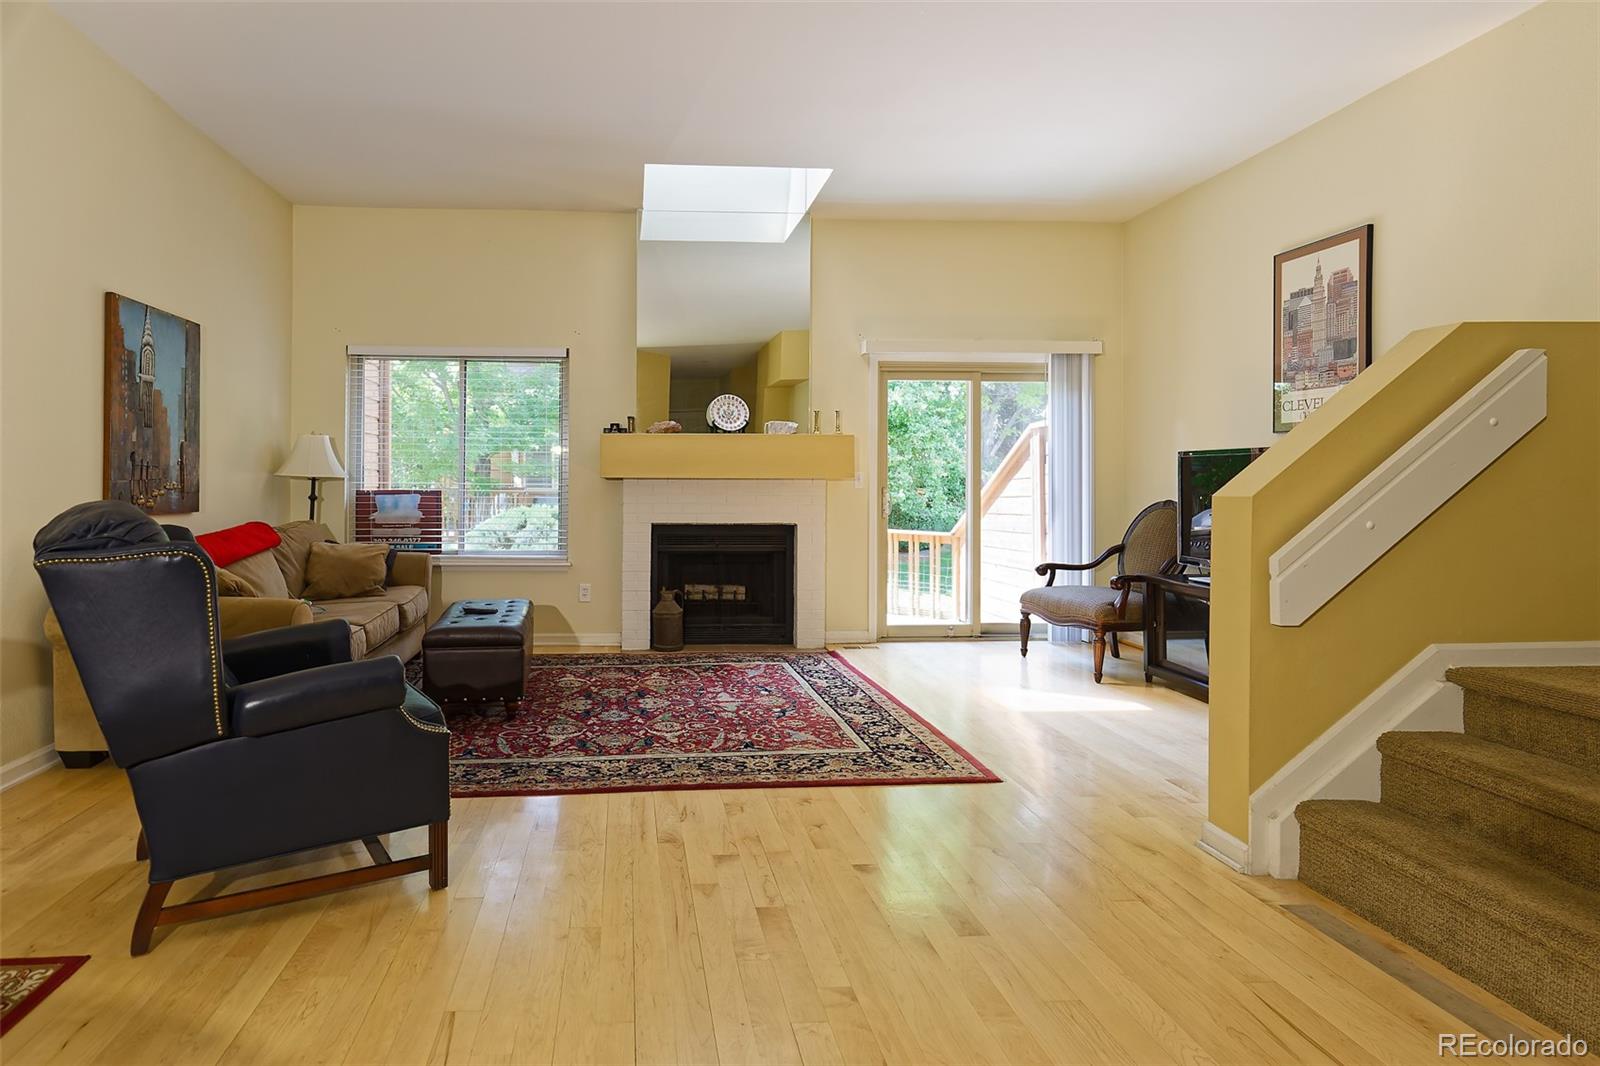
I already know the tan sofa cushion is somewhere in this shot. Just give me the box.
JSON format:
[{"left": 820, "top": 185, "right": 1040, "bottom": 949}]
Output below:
[
  {"left": 316, "top": 599, "right": 400, "bottom": 660},
  {"left": 228, "top": 549, "right": 291, "bottom": 599},
  {"left": 303, "top": 542, "right": 388, "bottom": 600},
  {"left": 1019, "top": 584, "right": 1143, "bottom": 626},
  {"left": 379, "top": 585, "right": 429, "bottom": 630},
  {"left": 273, "top": 521, "right": 337, "bottom": 597}
]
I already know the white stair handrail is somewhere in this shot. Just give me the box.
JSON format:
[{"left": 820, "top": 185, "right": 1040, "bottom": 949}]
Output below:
[{"left": 1269, "top": 348, "right": 1548, "bottom": 627}]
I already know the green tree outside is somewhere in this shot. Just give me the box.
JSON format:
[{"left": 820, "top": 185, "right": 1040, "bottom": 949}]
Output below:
[
  {"left": 885, "top": 378, "right": 1046, "bottom": 600},
  {"left": 383, "top": 359, "right": 564, "bottom": 552}
]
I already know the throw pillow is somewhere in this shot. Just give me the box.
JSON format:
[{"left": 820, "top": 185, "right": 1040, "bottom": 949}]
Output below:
[
  {"left": 272, "top": 520, "right": 337, "bottom": 597},
  {"left": 227, "top": 549, "right": 292, "bottom": 598},
  {"left": 215, "top": 568, "right": 259, "bottom": 598},
  {"left": 302, "top": 541, "right": 389, "bottom": 600}
]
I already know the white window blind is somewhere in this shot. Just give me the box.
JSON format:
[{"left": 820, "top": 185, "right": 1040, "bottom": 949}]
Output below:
[{"left": 346, "top": 349, "right": 569, "bottom": 558}]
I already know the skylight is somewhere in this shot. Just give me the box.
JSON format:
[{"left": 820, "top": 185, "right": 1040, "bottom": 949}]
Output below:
[{"left": 639, "top": 164, "right": 831, "bottom": 243}]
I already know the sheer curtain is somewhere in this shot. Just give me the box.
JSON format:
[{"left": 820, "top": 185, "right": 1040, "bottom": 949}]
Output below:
[{"left": 1046, "top": 352, "right": 1094, "bottom": 642}]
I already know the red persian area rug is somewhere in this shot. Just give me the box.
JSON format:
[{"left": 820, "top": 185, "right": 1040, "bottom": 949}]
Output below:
[
  {"left": 414, "top": 651, "right": 998, "bottom": 797},
  {"left": 0, "top": 956, "right": 89, "bottom": 1035}
]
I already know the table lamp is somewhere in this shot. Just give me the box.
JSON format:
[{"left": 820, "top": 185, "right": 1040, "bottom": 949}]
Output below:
[{"left": 275, "top": 433, "right": 346, "bottom": 521}]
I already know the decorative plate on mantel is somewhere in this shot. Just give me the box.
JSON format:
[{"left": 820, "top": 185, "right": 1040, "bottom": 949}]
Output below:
[{"left": 706, "top": 393, "right": 751, "bottom": 433}]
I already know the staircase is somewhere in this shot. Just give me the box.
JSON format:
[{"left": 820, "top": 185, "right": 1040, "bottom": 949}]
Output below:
[{"left": 1295, "top": 666, "right": 1600, "bottom": 1044}]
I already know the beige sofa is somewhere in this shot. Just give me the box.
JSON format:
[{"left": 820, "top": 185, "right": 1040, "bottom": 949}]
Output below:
[{"left": 43, "top": 520, "right": 432, "bottom": 764}]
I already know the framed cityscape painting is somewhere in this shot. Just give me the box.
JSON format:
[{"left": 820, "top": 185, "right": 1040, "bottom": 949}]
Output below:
[
  {"left": 1272, "top": 224, "right": 1372, "bottom": 433},
  {"left": 104, "top": 292, "right": 201, "bottom": 513}
]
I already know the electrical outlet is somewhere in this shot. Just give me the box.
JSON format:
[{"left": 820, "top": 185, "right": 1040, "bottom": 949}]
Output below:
[{"left": 578, "top": 583, "right": 592, "bottom": 603}]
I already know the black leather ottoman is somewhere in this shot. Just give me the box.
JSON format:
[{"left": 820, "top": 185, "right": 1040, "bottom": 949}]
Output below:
[{"left": 422, "top": 599, "right": 532, "bottom": 705}]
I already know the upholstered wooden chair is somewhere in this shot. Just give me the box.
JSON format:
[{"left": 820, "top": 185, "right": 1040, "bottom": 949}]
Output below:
[{"left": 1019, "top": 500, "right": 1179, "bottom": 682}]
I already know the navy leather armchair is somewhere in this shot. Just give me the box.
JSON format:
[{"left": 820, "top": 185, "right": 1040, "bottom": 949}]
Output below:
[{"left": 34, "top": 501, "right": 450, "bottom": 955}]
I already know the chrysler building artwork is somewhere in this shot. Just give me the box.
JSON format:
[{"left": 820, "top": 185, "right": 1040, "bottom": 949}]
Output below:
[{"left": 104, "top": 292, "right": 201, "bottom": 513}]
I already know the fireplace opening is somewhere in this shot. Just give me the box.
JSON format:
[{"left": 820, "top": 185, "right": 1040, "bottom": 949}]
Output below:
[{"left": 651, "top": 524, "right": 795, "bottom": 644}]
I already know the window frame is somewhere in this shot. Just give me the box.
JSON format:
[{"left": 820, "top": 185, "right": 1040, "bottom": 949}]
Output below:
[{"left": 344, "top": 345, "right": 571, "bottom": 565}]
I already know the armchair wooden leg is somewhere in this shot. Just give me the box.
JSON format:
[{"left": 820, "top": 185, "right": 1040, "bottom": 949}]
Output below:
[
  {"left": 1109, "top": 632, "right": 1121, "bottom": 660},
  {"left": 362, "top": 836, "right": 392, "bottom": 865},
  {"left": 1019, "top": 613, "right": 1031, "bottom": 657},
  {"left": 1092, "top": 632, "right": 1107, "bottom": 683},
  {"left": 428, "top": 821, "right": 449, "bottom": 890},
  {"left": 131, "top": 881, "right": 172, "bottom": 956},
  {"left": 125, "top": 827, "right": 445, "bottom": 955},
  {"left": 135, "top": 828, "right": 148, "bottom": 862}
]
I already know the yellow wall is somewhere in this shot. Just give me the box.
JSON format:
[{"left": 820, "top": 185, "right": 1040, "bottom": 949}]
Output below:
[
  {"left": 810, "top": 219, "right": 1125, "bottom": 636},
  {"left": 726, "top": 361, "right": 757, "bottom": 420},
  {"left": 767, "top": 330, "right": 810, "bottom": 388},
  {"left": 1117, "top": 0, "right": 1600, "bottom": 838},
  {"left": 668, "top": 372, "right": 732, "bottom": 433},
  {"left": 290, "top": 206, "right": 634, "bottom": 643},
  {"left": 1122, "top": 0, "right": 1600, "bottom": 516},
  {"left": 748, "top": 329, "right": 810, "bottom": 429},
  {"left": 635, "top": 349, "right": 670, "bottom": 427},
  {"left": 1208, "top": 323, "right": 1600, "bottom": 840},
  {"left": 0, "top": 4, "right": 292, "bottom": 762}
]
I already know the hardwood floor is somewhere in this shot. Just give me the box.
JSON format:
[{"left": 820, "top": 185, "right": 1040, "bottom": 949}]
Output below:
[{"left": 0, "top": 641, "right": 1577, "bottom": 1065}]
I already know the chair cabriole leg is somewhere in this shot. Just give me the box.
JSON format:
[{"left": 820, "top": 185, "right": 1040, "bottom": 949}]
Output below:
[
  {"left": 1092, "top": 632, "right": 1107, "bottom": 683},
  {"left": 1019, "top": 613, "right": 1031, "bottom": 657}
]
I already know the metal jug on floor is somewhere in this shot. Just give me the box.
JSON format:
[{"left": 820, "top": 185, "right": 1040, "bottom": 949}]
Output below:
[{"left": 651, "top": 587, "right": 684, "bottom": 651}]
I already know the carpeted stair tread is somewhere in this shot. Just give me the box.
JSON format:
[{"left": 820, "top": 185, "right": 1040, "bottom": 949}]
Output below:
[
  {"left": 1297, "top": 799, "right": 1600, "bottom": 1044},
  {"left": 1446, "top": 666, "right": 1600, "bottom": 719},
  {"left": 1295, "top": 799, "right": 1600, "bottom": 958},
  {"left": 1376, "top": 731, "right": 1600, "bottom": 832}
]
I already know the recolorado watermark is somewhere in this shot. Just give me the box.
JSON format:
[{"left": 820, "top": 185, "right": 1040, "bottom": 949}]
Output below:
[{"left": 1439, "top": 1033, "right": 1588, "bottom": 1058}]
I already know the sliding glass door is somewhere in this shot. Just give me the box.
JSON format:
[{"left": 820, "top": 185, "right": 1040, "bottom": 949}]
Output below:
[{"left": 880, "top": 368, "right": 1049, "bottom": 637}]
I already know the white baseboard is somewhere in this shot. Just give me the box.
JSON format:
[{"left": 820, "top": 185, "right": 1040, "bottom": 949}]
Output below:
[
  {"left": 1249, "top": 640, "right": 1600, "bottom": 878},
  {"left": 825, "top": 630, "right": 876, "bottom": 645},
  {"left": 1197, "top": 822, "right": 1249, "bottom": 872},
  {"left": 1, "top": 745, "right": 59, "bottom": 792},
  {"left": 535, "top": 632, "right": 622, "bottom": 648}
]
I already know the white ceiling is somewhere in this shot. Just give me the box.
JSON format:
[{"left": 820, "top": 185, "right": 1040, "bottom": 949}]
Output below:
[
  {"left": 638, "top": 221, "right": 811, "bottom": 377},
  {"left": 55, "top": 1, "right": 1530, "bottom": 221}
]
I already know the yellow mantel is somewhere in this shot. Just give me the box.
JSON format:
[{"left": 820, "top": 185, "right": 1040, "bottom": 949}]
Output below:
[{"left": 600, "top": 433, "right": 856, "bottom": 480}]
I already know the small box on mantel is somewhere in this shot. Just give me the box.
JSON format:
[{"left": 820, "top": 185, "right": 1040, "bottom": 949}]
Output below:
[{"left": 599, "top": 433, "right": 855, "bottom": 480}]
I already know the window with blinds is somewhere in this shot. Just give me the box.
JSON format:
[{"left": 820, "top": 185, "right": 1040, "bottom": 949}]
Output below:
[{"left": 346, "top": 349, "right": 569, "bottom": 558}]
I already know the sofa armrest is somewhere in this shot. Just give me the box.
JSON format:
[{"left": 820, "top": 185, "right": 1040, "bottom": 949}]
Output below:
[
  {"left": 386, "top": 551, "right": 432, "bottom": 591},
  {"left": 218, "top": 596, "right": 315, "bottom": 641},
  {"left": 228, "top": 656, "right": 406, "bottom": 737},
  {"left": 43, "top": 607, "right": 67, "bottom": 648}
]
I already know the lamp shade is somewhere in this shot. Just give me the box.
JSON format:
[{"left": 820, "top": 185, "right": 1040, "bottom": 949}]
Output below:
[{"left": 275, "top": 434, "right": 346, "bottom": 480}]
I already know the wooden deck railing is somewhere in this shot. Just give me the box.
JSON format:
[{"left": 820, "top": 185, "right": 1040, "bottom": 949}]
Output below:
[
  {"left": 887, "top": 421, "right": 1047, "bottom": 620},
  {"left": 885, "top": 528, "right": 964, "bottom": 619}
]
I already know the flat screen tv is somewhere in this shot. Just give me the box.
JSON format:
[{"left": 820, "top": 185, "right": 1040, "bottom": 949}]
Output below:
[{"left": 1178, "top": 448, "right": 1267, "bottom": 568}]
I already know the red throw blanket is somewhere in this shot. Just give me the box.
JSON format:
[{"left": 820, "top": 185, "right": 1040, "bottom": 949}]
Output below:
[{"left": 195, "top": 521, "right": 280, "bottom": 568}]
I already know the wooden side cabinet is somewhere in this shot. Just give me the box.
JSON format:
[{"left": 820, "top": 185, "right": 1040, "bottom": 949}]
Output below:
[{"left": 1126, "top": 572, "right": 1211, "bottom": 700}]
